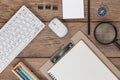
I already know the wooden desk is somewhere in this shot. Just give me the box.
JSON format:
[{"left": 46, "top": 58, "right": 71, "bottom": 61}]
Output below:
[{"left": 0, "top": 0, "right": 120, "bottom": 79}]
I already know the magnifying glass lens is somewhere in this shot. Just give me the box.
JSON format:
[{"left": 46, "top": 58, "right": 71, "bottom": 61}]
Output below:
[{"left": 95, "top": 23, "right": 116, "bottom": 44}]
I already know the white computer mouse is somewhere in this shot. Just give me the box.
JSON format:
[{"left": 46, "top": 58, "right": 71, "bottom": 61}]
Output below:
[{"left": 48, "top": 18, "right": 68, "bottom": 38}]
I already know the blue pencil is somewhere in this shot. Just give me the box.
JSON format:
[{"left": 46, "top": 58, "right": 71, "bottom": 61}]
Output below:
[
  {"left": 16, "top": 69, "right": 30, "bottom": 80},
  {"left": 19, "top": 66, "right": 34, "bottom": 80}
]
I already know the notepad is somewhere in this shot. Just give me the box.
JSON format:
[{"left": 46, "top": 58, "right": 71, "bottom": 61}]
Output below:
[
  {"left": 48, "top": 40, "right": 118, "bottom": 80},
  {"left": 62, "top": 0, "right": 84, "bottom": 19}
]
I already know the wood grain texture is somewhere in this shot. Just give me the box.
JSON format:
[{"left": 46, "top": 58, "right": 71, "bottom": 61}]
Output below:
[
  {"left": 0, "top": 0, "right": 120, "bottom": 79},
  {"left": 0, "top": 0, "right": 120, "bottom": 22},
  {"left": 91, "top": 0, "right": 120, "bottom": 21}
]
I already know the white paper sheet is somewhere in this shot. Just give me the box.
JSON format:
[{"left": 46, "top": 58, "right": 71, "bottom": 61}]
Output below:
[
  {"left": 62, "top": 0, "right": 84, "bottom": 19},
  {"left": 48, "top": 40, "right": 118, "bottom": 80}
]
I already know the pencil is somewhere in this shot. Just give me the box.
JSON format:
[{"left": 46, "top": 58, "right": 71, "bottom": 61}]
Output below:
[
  {"left": 18, "top": 66, "right": 34, "bottom": 80},
  {"left": 88, "top": 0, "right": 91, "bottom": 35},
  {"left": 16, "top": 68, "right": 30, "bottom": 80}
]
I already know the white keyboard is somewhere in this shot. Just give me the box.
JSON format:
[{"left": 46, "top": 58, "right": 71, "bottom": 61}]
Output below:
[{"left": 0, "top": 6, "right": 45, "bottom": 73}]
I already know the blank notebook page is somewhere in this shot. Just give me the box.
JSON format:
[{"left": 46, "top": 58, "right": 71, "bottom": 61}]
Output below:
[{"left": 48, "top": 40, "right": 118, "bottom": 80}]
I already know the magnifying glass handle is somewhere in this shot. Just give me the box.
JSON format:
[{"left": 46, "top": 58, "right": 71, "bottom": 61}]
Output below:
[{"left": 114, "top": 42, "right": 120, "bottom": 49}]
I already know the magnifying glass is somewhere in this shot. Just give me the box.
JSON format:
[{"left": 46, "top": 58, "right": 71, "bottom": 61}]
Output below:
[{"left": 94, "top": 22, "right": 120, "bottom": 49}]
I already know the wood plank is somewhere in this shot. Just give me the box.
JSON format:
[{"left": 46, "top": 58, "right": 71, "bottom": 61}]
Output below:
[
  {"left": 0, "top": 58, "right": 120, "bottom": 80},
  {"left": 0, "top": 0, "right": 63, "bottom": 22},
  {"left": 91, "top": 0, "right": 120, "bottom": 21},
  {"left": 0, "top": 22, "right": 120, "bottom": 58},
  {"left": 0, "top": 0, "right": 120, "bottom": 22}
]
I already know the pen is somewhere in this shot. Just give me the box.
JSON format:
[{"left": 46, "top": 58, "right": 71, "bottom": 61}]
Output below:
[
  {"left": 18, "top": 66, "right": 34, "bottom": 80},
  {"left": 88, "top": 0, "right": 91, "bottom": 35},
  {"left": 16, "top": 68, "right": 30, "bottom": 80}
]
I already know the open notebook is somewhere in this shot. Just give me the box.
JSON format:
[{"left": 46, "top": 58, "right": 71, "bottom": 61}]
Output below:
[{"left": 48, "top": 40, "right": 118, "bottom": 80}]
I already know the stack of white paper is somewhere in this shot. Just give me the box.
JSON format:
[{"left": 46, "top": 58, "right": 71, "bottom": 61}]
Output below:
[{"left": 62, "top": 0, "right": 85, "bottom": 19}]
